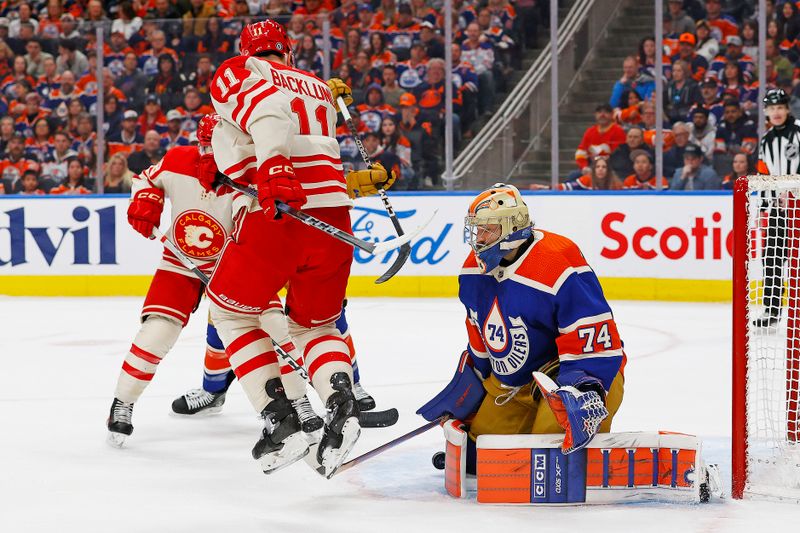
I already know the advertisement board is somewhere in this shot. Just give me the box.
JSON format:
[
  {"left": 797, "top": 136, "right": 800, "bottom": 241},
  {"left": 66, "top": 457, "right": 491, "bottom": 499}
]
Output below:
[{"left": 0, "top": 192, "right": 734, "bottom": 300}]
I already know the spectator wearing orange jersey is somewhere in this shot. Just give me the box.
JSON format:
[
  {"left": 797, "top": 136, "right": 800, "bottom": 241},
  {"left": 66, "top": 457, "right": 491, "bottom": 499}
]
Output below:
[
  {"left": 139, "top": 30, "right": 179, "bottom": 77},
  {"left": 574, "top": 103, "right": 626, "bottom": 174},
  {"left": 173, "top": 88, "right": 214, "bottom": 133},
  {"left": 386, "top": 4, "right": 421, "bottom": 55},
  {"left": 623, "top": 150, "right": 669, "bottom": 190},
  {"left": 138, "top": 94, "right": 167, "bottom": 136},
  {"left": 374, "top": 0, "right": 398, "bottom": 28},
  {"left": 38, "top": 0, "right": 65, "bottom": 40},
  {"left": 1, "top": 55, "right": 36, "bottom": 98},
  {"left": 615, "top": 89, "right": 643, "bottom": 127},
  {"left": 0, "top": 134, "right": 38, "bottom": 192},
  {"left": 356, "top": 3, "right": 382, "bottom": 35},
  {"left": 368, "top": 32, "right": 397, "bottom": 69},
  {"left": 49, "top": 157, "right": 92, "bottom": 195},
  {"left": 670, "top": 33, "right": 709, "bottom": 82},
  {"left": 639, "top": 101, "right": 675, "bottom": 151},
  {"left": 357, "top": 84, "right": 398, "bottom": 132},
  {"left": 294, "top": 0, "right": 331, "bottom": 16},
  {"left": 705, "top": 0, "right": 740, "bottom": 42},
  {"left": 109, "top": 110, "right": 144, "bottom": 158},
  {"left": 160, "top": 110, "right": 192, "bottom": 151},
  {"left": 15, "top": 92, "right": 50, "bottom": 138}
]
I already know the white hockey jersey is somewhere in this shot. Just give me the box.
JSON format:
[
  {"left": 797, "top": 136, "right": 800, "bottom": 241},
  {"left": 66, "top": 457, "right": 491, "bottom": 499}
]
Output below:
[
  {"left": 209, "top": 55, "right": 352, "bottom": 210},
  {"left": 132, "top": 145, "right": 236, "bottom": 278}
]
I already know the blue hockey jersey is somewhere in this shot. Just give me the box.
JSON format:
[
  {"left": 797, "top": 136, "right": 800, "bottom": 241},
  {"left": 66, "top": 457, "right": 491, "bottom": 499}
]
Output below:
[{"left": 458, "top": 230, "right": 626, "bottom": 391}]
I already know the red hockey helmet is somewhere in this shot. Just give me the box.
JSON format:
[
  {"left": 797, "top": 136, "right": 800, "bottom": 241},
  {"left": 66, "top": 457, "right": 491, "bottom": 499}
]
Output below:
[
  {"left": 197, "top": 113, "right": 220, "bottom": 147},
  {"left": 239, "top": 20, "right": 291, "bottom": 58}
]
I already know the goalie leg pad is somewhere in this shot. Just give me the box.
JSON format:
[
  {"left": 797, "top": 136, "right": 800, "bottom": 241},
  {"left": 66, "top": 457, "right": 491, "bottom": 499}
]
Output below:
[
  {"left": 114, "top": 315, "right": 182, "bottom": 404},
  {"left": 443, "top": 420, "right": 469, "bottom": 498},
  {"left": 475, "top": 431, "right": 703, "bottom": 505}
]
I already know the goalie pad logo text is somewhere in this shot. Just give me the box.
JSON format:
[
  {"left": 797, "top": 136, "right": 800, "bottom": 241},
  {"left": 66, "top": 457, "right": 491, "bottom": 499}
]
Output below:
[{"left": 173, "top": 210, "right": 226, "bottom": 259}]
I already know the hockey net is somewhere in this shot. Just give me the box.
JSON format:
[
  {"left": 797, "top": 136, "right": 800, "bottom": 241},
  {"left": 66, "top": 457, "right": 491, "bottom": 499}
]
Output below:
[{"left": 733, "top": 175, "right": 800, "bottom": 501}]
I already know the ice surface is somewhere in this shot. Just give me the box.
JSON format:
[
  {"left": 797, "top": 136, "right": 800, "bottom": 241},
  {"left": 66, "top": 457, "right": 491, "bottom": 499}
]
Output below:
[{"left": 1, "top": 297, "right": 799, "bottom": 532}]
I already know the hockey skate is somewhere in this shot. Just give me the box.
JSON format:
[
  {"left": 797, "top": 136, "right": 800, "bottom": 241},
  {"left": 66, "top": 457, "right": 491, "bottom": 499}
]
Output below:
[
  {"left": 314, "top": 372, "right": 361, "bottom": 478},
  {"left": 353, "top": 382, "right": 376, "bottom": 411},
  {"left": 107, "top": 398, "right": 134, "bottom": 448},
  {"left": 291, "top": 395, "right": 324, "bottom": 443},
  {"left": 252, "top": 378, "right": 309, "bottom": 474},
  {"left": 171, "top": 389, "right": 227, "bottom": 416}
]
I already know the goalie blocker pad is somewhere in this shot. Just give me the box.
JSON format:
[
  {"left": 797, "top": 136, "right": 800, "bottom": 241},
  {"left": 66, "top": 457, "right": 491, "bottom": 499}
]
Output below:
[{"left": 452, "top": 432, "right": 702, "bottom": 505}]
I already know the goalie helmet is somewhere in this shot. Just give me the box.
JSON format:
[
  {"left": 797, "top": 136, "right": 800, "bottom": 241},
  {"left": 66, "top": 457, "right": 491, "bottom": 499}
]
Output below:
[
  {"left": 465, "top": 183, "right": 533, "bottom": 273},
  {"left": 239, "top": 20, "right": 291, "bottom": 59},
  {"left": 197, "top": 113, "right": 220, "bottom": 148}
]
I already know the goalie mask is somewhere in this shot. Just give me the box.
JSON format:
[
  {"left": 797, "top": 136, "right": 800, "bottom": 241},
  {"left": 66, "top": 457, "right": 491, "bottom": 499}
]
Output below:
[{"left": 465, "top": 183, "right": 532, "bottom": 273}]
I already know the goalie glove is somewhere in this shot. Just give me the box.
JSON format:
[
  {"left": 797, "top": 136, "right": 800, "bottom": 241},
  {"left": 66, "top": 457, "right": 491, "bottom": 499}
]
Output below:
[
  {"left": 127, "top": 187, "right": 164, "bottom": 238},
  {"left": 532, "top": 372, "right": 608, "bottom": 455},
  {"left": 346, "top": 162, "right": 397, "bottom": 199},
  {"left": 327, "top": 78, "right": 353, "bottom": 112}
]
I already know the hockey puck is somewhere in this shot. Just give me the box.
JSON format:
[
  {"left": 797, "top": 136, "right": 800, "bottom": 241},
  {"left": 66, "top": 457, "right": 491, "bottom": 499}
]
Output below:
[{"left": 432, "top": 451, "right": 446, "bottom": 470}]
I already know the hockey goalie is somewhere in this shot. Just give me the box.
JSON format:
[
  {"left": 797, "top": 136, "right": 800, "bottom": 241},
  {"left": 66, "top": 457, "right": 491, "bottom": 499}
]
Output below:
[{"left": 417, "top": 185, "right": 717, "bottom": 504}]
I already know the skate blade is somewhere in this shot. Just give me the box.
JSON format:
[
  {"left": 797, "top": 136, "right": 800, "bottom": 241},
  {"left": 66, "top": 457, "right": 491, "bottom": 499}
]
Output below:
[
  {"left": 260, "top": 433, "right": 310, "bottom": 475},
  {"left": 106, "top": 431, "right": 128, "bottom": 448},
  {"left": 322, "top": 417, "right": 361, "bottom": 479},
  {"left": 169, "top": 406, "right": 224, "bottom": 417}
]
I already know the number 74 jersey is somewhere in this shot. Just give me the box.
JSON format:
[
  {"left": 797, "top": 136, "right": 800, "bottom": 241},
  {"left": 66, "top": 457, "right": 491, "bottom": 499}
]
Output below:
[
  {"left": 209, "top": 55, "right": 352, "bottom": 210},
  {"left": 459, "top": 230, "right": 626, "bottom": 390}
]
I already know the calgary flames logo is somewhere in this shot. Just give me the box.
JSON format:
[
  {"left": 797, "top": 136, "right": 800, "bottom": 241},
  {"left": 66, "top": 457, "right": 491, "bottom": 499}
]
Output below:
[{"left": 173, "top": 210, "right": 226, "bottom": 259}]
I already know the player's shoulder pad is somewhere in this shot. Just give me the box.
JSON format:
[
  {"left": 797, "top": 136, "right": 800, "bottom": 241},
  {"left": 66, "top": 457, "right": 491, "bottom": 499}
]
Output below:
[
  {"left": 217, "top": 55, "right": 249, "bottom": 73},
  {"left": 511, "top": 231, "right": 590, "bottom": 294},
  {"left": 460, "top": 250, "right": 481, "bottom": 273}
]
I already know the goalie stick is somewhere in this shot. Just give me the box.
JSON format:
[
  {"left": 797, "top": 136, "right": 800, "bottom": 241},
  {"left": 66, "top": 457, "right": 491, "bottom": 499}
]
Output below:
[
  {"left": 220, "top": 176, "right": 434, "bottom": 285},
  {"left": 334, "top": 415, "right": 447, "bottom": 475},
  {"left": 150, "top": 227, "right": 398, "bottom": 428},
  {"left": 337, "top": 96, "right": 411, "bottom": 284}
]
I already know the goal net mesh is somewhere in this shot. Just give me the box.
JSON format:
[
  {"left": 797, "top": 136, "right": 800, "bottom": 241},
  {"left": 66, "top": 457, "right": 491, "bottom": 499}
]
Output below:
[{"left": 742, "top": 175, "right": 800, "bottom": 500}]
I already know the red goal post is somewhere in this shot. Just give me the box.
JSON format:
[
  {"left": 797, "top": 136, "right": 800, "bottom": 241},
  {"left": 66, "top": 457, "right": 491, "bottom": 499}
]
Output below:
[{"left": 732, "top": 174, "right": 800, "bottom": 501}]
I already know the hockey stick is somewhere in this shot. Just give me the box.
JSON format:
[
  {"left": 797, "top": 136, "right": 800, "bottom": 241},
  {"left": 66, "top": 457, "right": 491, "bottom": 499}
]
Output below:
[
  {"left": 337, "top": 97, "right": 411, "bottom": 284},
  {"left": 152, "top": 229, "right": 398, "bottom": 428},
  {"left": 220, "top": 176, "right": 432, "bottom": 263},
  {"left": 334, "top": 415, "right": 447, "bottom": 475}
]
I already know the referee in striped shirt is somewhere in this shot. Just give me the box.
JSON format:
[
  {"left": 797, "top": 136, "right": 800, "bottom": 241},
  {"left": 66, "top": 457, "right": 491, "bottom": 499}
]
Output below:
[{"left": 754, "top": 89, "right": 800, "bottom": 327}]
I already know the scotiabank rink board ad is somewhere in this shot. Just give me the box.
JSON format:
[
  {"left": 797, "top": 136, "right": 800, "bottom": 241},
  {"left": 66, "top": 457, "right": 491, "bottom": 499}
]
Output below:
[{"left": 0, "top": 192, "right": 733, "bottom": 300}]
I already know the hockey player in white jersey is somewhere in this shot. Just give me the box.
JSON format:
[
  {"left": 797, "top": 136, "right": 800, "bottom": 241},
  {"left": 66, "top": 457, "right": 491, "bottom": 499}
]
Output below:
[
  {"left": 206, "top": 20, "right": 393, "bottom": 476},
  {"left": 106, "top": 114, "right": 323, "bottom": 446}
]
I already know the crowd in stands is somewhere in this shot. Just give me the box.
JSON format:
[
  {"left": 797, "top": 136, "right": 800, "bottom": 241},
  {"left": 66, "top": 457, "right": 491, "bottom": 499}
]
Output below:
[
  {"left": 0, "top": 0, "right": 547, "bottom": 195},
  {"left": 554, "top": 0, "right": 788, "bottom": 191}
]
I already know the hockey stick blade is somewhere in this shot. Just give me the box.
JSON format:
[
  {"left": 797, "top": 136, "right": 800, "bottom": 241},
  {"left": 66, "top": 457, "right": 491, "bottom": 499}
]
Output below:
[
  {"left": 374, "top": 243, "right": 411, "bottom": 284},
  {"left": 359, "top": 408, "right": 399, "bottom": 428},
  {"left": 370, "top": 209, "right": 437, "bottom": 256},
  {"left": 333, "top": 415, "right": 446, "bottom": 476}
]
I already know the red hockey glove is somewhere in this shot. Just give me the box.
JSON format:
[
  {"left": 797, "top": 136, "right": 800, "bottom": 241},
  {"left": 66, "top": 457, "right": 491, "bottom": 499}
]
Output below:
[
  {"left": 197, "top": 153, "right": 219, "bottom": 192},
  {"left": 256, "top": 163, "right": 306, "bottom": 220},
  {"left": 127, "top": 187, "right": 164, "bottom": 238}
]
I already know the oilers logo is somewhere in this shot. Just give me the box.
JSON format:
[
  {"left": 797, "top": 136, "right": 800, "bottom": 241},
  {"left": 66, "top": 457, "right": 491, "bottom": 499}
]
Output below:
[
  {"left": 480, "top": 298, "right": 530, "bottom": 376},
  {"left": 173, "top": 210, "right": 226, "bottom": 259}
]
